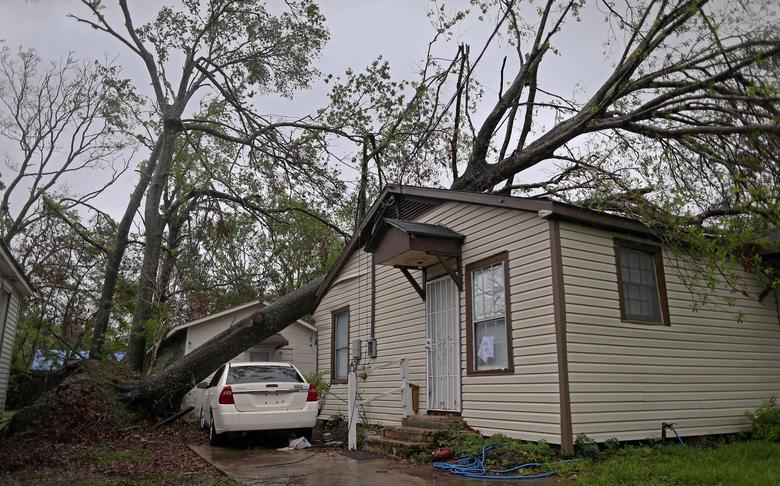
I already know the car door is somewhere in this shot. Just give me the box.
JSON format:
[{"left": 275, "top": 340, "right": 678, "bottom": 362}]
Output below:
[{"left": 205, "top": 364, "right": 226, "bottom": 424}]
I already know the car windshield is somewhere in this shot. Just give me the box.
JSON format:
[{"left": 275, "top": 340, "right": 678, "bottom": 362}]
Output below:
[{"left": 226, "top": 365, "right": 303, "bottom": 384}]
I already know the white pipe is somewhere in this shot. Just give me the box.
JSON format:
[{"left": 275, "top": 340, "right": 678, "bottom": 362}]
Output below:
[{"left": 347, "top": 371, "right": 358, "bottom": 450}]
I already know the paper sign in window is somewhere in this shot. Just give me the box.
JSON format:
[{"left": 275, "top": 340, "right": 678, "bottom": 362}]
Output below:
[{"left": 477, "top": 335, "right": 494, "bottom": 363}]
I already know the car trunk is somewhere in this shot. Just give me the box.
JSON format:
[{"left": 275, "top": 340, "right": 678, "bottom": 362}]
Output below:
[
  {"left": 226, "top": 364, "right": 308, "bottom": 413},
  {"left": 231, "top": 382, "right": 309, "bottom": 412}
]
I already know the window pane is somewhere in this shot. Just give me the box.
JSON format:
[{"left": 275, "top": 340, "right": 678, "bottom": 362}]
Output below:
[
  {"left": 335, "top": 348, "right": 348, "bottom": 378},
  {"left": 227, "top": 365, "right": 303, "bottom": 384},
  {"left": 472, "top": 263, "right": 505, "bottom": 321},
  {"left": 474, "top": 317, "right": 508, "bottom": 370},
  {"left": 619, "top": 246, "right": 663, "bottom": 323},
  {"left": 336, "top": 313, "right": 348, "bottom": 347}
]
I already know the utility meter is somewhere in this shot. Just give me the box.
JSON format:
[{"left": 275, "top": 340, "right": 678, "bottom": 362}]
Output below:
[{"left": 351, "top": 338, "right": 362, "bottom": 360}]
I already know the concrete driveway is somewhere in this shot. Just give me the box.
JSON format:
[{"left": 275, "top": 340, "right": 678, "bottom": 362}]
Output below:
[{"left": 189, "top": 444, "right": 571, "bottom": 486}]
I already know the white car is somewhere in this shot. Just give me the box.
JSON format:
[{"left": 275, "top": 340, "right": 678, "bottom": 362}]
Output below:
[{"left": 199, "top": 362, "right": 318, "bottom": 446}]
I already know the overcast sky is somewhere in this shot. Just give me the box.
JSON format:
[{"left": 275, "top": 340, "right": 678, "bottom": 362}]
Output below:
[{"left": 1, "top": 0, "right": 612, "bottom": 220}]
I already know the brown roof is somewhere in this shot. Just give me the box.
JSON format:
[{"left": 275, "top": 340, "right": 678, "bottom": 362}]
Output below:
[{"left": 314, "top": 184, "right": 654, "bottom": 307}]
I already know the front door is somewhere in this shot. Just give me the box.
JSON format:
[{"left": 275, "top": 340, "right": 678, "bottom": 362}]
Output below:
[{"left": 425, "top": 276, "right": 461, "bottom": 412}]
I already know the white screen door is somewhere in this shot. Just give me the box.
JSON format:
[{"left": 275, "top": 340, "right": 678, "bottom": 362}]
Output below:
[{"left": 426, "top": 276, "right": 461, "bottom": 412}]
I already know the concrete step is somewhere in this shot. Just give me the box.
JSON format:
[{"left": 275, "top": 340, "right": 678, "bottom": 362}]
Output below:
[
  {"left": 382, "top": 425, "right": 446, "bottom": 443},
  {"left": 362, "top": 435, "right": 429, "bottom": 459},
  {"left": 401, "top": 415, "right": 464, "bottom": 431}
]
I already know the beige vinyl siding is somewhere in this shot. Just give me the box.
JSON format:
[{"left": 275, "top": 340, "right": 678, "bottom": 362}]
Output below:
[
  {"left": 0, "top": 291, "right": 20, "bottom": 416},
  {"left": 277, "top": 323, "right": 317, "bottom": 375},
  {"left": 560, "top": 221, "right": 780, "bottom": 441},
  {"left": 315, "top": 202, "right": 561, "bottom": 443}
]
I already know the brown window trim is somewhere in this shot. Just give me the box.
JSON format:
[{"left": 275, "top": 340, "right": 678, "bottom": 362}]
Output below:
[
  {"left": 613, "top": 238, "right": 670, "bottom": 326},
  {"left": 330, "top": 306, "right": 350, "bottom": 384},
  {"left": 465, "top": 251, "right": 514, "bottom": 376}
]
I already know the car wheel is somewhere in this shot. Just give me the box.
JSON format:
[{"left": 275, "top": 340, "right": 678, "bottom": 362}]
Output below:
[
  {"left": 199, "top": 408, "right": 207, "bottom": 431},
  {"left": 298, "top": 427, "right": 313, "bottom": 442},
  {"left": 208, "top": 414, "right": 223, "bottom": 446}
]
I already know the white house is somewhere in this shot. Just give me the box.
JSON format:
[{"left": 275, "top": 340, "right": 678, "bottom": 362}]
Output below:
[
  {"left": 156, "top": 300, "right": 317, "bottom": 374},
  {"left": 0, "top": 241, "right": 34, "bottom": 417}
]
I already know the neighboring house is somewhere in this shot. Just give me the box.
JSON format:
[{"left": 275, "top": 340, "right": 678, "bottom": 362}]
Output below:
[
  {"left": 313, "top": 184, "right": 780, "bottom": 454},
  {"left": 0, "top": 240, "right": 34, "bottom": 417},
  {"left": 156, "top": 300, "right": 317, "bottom": 374}
]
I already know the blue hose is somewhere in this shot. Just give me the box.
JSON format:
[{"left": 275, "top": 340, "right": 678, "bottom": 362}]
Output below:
[{"left": 433, "top": 445, "right": 559, "bottom": 480}]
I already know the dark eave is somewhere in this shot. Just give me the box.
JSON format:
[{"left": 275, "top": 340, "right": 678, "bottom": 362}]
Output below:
[{"left": 0, "top": 239, "right": 34, "bottom": 297}]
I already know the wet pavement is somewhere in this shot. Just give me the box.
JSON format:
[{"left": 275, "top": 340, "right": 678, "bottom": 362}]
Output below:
[{"left": 189, "top": 443, "right": 571, "bottom": 486}]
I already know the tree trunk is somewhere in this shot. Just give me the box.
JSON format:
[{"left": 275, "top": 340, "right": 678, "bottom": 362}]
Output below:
[
  {"left": 126, "top": 126, "right": 179, "bottom": 372},
  {"left": 355, "top": 141, "right": 370, "bottom": 229},
  {"left": 89, "top": 141, "right": 162, "bottom": 359},
  {"left": 120, "top": 277, "right": 322, "bottom": 412},
  {"left": 157, "top": 211, "right": 185, "bottom": 305}
]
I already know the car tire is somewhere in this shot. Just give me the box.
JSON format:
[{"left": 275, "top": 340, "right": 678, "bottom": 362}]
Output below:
[
  {"left": 208, "top": 414, "right": 223, "bottom": 446},
  {"left": 199, "top": 408, "right": 207, "bottom": 431},
  {"left": 298, "top": 427, "right": 313, "bottom": 442}
]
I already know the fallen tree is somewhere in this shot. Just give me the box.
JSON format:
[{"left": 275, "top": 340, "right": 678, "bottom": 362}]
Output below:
[
  {"left": 118, "top": 278, "right": 323, "bottom": 412},
  {"left": 112, "top": 0, "right": 779, "bottom": 415}
]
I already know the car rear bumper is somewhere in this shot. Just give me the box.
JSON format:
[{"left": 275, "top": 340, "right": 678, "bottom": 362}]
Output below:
[{"left": 214, "top": 405, "right": 318, "bottom": 434}]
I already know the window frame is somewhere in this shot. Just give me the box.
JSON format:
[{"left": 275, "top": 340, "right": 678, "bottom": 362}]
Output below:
[
  {"left": 0, "top": 289, "right": 10, "bottom": 349},
  {"left": 330, "top": 306, "right": 350, "bottom": 384},
  {"left": 613, "top": 238, "right": 670, "bottom": 326},
  {"left": 465, "top": 252, "right": 514, "bottom": 376}
]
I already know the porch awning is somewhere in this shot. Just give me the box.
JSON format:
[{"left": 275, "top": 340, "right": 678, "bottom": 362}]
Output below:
[
  {"left": 365, "top": 218, "right": 465, "bottom": 299},
  {"left": 365, "top": 218, "right": 464, "bottom": 268},
  {"left": 258, "top": 333, "right": 289, "bottom": 349}
]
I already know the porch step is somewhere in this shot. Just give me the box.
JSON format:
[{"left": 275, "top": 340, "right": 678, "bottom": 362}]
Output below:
[
  {"left": 401, "top": 415, "right": 464, "bottom": 431},
  {"left": 382, "top": 425, "right": 447, "bottom": 443},
  {"left": 361, "top": 415, "right": 468, "bottom": 460},
  {"left": 362, "top": 435, "right": 429, "bottom": 458}
]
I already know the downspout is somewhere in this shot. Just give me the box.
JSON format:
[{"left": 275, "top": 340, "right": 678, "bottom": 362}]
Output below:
[
  {"left": 370, "top": 253, "right": 376, "bottom": 340},
  {"left": 547, "top": 216, "right": 574, "bottom": 456},
  {"left": 368, "top": 253, "right": 377, "bottom": 358}
]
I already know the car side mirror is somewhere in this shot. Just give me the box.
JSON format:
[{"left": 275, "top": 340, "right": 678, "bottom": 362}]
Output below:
[{"left": 196, "top": 382, "right": 209, "bottom": 389}]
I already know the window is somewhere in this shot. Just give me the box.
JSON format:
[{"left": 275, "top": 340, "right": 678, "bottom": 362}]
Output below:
[
  {"left": 466, "top": 253, "right": 513, "bottom": 374},
  {"left": 208, "top": 365, "right": 226, "bottom": 388},
  {"left": 614, "top": 238, "right": 669, "bottom": 325},
  {"left": 331, "top": 306, "right": 349, "bottom": 383},
  {"left": 226, "top": 365, "right": 303, "bottom": 384}
]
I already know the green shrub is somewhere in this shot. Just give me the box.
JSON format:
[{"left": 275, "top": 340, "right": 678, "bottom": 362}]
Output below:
[
  {"left": 746, "top": 397, "right": 780, "bottom": 441},
  {"left": 603, "top": 437, "right": 620, "bottom": 452},
  {"left": 575, "top": 434, "right": 600, "bottom": 459},
  {"left": 304, "top": 372, "right": 330, "bottom": 414}
]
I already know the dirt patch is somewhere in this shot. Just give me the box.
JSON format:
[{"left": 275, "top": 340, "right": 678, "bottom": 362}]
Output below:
[
  {"left": 0, "top": 361, "right": 239, "bottom": 485},
  {"left": 0, "top": 418, "right": 240, "bottom": 485}
]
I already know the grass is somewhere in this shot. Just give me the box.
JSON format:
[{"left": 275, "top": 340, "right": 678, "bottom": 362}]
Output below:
[
  {"left": 91, "top": 449, "right": 153, "bottom": 465},
  {"left": 1, "top": 410, "right": 17, "bottom": 430},
  {"left": 575, "top": 441, "right": 780, "bottom": 486}
]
